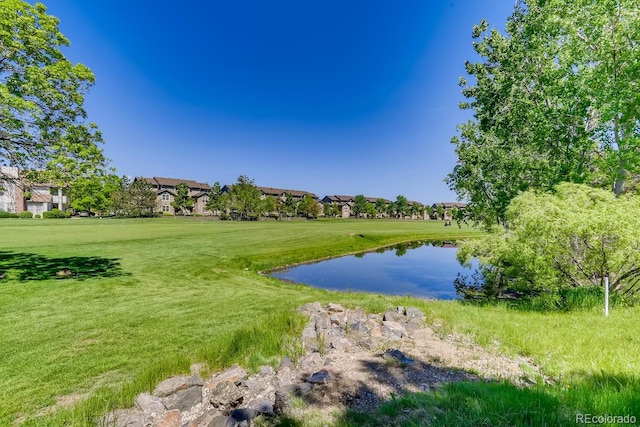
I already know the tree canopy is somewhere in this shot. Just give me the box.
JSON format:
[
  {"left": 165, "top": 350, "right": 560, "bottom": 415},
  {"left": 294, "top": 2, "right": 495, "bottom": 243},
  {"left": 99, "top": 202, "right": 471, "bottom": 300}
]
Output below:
[
  {"left": 447, "top": 0, "right": 640, "bottom": 227},
  {"left": 0, "top": 0, "right": 106, "bottom": 183}
]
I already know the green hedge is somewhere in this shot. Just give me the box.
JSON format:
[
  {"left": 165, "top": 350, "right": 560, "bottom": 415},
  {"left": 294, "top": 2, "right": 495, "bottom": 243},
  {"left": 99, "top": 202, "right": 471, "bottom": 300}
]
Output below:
[
  {"left": 19, "top": 211, "right": 33, "bottom": 219},
  {"left": 43, "top": 209, "right": 67, "bottom": 219},
  {"left": 0, "top": 211, "right": 18, "bottom": 218}
]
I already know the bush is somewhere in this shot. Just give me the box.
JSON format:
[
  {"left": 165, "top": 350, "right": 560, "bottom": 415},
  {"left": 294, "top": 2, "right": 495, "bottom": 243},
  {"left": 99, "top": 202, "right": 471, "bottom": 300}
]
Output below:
[
  {"left": 34, "top": 213, "right": 41, "bottom": 219},
  {"left": 0, "top": 211, "right": 18, "bottom": 218},
  {"left": 19, "top": 211, "right": 33, "bottom": 219},
  {"left": 458, "top": 183, "right": 640, "bottom": 299},
  {"left": 43, "top": 209, "right": 66, "bottom": 219}
]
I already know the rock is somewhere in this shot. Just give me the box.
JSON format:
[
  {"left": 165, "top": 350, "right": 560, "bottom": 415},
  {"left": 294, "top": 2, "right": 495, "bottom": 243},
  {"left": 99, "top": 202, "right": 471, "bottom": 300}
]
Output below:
[
  {"left": 274, "top": 383, "right": 314, "bottom": 414},
  {"left": 204, "top": 365, "right": 247, "bottom": 400},
  {"left": 405, "top": 307, "right": 425, "bottom": 319},
  {"left": 308, "top": 370, "right": 330, "bottom": 384},
  {"left": 326, "top": 303, "right": 345, "bottom": 313},
  {"left": 396, "top": 306, "right": 406, "bottom": 315},
  {"left": 230, "top": 408, "right": 258, "bottom": 422},
  {"left": 301, "top": 326, "right": 317, "bottom": 340},
  {"left": 208, "top": 415, "right": 239, "bottom": 427},
  {"left": 383, "top": 311, "right": 403, "bottom": 322},
  {"left": 329, "top": 311, "right": 348, "bottom": 327},
  {"left": 209, "top": 381, "right": 243, "bottom": 408},
  {"left": 274, "top": 365, "right": 292, "bottom": 387},
  {"left": 98, "top": 409, "right": 153, "bottom": 427},
  {"left": 246, "top": 398, "right": 275, "bottom": 416},
  {"left": 278, "top": 357, "right": 295, "bottom": 370},
  {"left": 298, "top": 352, "right": 323, "bottom": 371},
  {"left": 153, "top": 375, "right": 203, "bottom": 398},
  {"left": 350, "top": 320, "right": 370, "bottom": 333},
  {"left": 190, "top": 363, "right": 205, "bottom": 376},
  {"left": 345, "top": 308, "right": 367, "bottom": 324},
  {"left": 155, "top": 409, "right": 181, "bottom": 427},
  {"left": 330, "top": 337, "right": 351, "bottom": 351},
  {"left": 163, "top": 386, "right": 202, "bottom": 412},
  {"left": 381, "top": 321, "right": 407, "bottom": 339},
  {"left": 134, "top": 393, "right": 166, "bottom": 416},
  {"left": 258, "top": 365, "right": 275, "bottom": 376},
  {"left": 313, "top": 312, "right": 331, "bottom": 332}
]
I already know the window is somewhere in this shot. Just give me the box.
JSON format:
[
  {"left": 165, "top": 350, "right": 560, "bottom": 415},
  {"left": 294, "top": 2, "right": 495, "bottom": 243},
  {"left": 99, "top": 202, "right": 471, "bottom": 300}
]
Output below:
[
  {"left": 162, "top": 193, "right": 170, "bottom": 201},
  {"left": 161, "top": 205, "right": 170, "bottom": 212}
]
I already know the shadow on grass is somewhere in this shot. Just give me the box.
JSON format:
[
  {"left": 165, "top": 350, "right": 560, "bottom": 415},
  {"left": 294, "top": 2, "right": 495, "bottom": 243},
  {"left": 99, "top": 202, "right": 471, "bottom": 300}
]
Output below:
[
  {"left": 334, "top": 371, "right": 640, "bottom": 427},
  {"left": 0, "top": 250, "right": 129, "bottom": 281}
]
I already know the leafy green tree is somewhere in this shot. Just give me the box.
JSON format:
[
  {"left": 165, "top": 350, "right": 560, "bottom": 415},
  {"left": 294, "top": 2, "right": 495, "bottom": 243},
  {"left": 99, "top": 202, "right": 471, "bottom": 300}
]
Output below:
[
  {"left": 171, "top": 182, "right": 193, "bottom": 215},
  {"left": 386, "top": 201, "right": 397, "bottom": 218},
  {"left": 298, "top": 194, "right": 320, "bottom": 218},
  {"left": 323, "top": 202, "right": 334, "bottom": 217},
  {"left": 353, "top": 194, "right": 368, "bottom": 218},
  {"left": 260, "top": 196, "right": 277, "bottom": 218},
  {"left": 127, "top": 178, "right": 156, "bottom": 217},
  {"left": 230, "top": 175, "right": 261, "bottom": 220},
  {"left": 281, "top": 192, "right": 297, "bottom": 218},
  {"left": 436, "top": 204, "right": 444, "bottom": 220},
  {"left": 395, "top": 195, "right": 409, "bottom": 218},
  {"left": 375, "top": 199, "right": 387, "bottom": 218},
  {"left": 69, "top": 174, "right": 118, "bottom": 215},
  {"left": 365, "top": 201, "right": 377, "bottom": 219},
  {"left": 447, "top": 0, "right": 640, "bottom": 227},
  {"left": 458, "top": 183, "right": 640, "bottom": 297},
  {"left": 0, "top": 0, "right": 106, "bottom": 183},
  {"left": 205, "top": 181, "right": 225, "bottom": 215}
]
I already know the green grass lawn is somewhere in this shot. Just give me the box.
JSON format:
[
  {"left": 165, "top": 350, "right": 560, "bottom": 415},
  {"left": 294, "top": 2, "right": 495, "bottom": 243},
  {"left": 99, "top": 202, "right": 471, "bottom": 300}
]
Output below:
[
  {"left": 1, "top": 218, "right": 639, "bottom": 426},
  {"left": 0, "top": 218, "right": 477, "bottom": 425}
]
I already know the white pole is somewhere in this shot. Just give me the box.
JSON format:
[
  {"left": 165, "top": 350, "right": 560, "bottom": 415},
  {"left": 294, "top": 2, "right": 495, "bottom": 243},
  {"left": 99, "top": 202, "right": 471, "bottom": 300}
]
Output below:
[{"left": 604, "top": 275, "right": 609, "bottom": 317}]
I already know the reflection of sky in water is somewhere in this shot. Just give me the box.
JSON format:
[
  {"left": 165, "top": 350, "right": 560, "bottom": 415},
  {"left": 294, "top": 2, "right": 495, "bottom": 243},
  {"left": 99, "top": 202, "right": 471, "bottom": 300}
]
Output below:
[{"left": 270, "top": 244, "right": 478, "bottom": 300}]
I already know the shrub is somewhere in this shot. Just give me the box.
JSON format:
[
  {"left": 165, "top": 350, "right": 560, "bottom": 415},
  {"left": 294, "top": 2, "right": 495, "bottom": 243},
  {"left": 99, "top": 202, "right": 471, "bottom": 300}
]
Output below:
[
  {"left": 0, "top": 211, "right": 18, "bottom": 218},
  {"left": 458, "top": 183, "right": 640, "bottom": 299},
  {"left": 34, "top": 213, "right": 41, "bottom": 219},
  {"left": 43, "top": 209, "right": 67, "bottom": 219},
  {"left": 19, "top": 211, "right": 33, "bottom": 219}
]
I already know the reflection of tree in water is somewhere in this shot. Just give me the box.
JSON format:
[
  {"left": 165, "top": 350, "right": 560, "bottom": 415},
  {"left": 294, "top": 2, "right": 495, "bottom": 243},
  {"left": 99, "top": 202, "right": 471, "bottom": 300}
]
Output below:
[
  {"left": 0, "top": 251, "right": 128, "bottom": 281},
  {"left": 354, "top": 252, "right": 366, "bottom": 259}
]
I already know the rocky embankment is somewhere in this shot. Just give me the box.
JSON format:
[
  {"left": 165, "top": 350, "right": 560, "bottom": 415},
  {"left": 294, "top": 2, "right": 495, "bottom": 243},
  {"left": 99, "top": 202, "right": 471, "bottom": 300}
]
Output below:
[{"left": 101, "top": 302, "right": 542, "bottom": 426}]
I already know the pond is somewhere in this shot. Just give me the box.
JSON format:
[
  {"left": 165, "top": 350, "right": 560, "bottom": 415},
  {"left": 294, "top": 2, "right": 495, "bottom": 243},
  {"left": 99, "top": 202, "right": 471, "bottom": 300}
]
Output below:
[{"left": 270, "top": 241, "right": 478, "bottom": 300}]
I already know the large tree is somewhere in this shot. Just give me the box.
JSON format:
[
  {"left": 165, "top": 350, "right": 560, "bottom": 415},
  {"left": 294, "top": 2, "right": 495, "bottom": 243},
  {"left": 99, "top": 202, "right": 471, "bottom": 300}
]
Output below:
[
  {"left": 171, "top": 182, "right": 193, "bottom": 215},
  {"left": 0, "top": 1, "right": 106, "bottom": 183},
  {"left": 447, "top": 0, "right": 640, "bottom": 227},
  {"left": 352, "top": 194, "right": 368, "bottom": 218},
  {"left": 298, "top": 194, "right": 320, "bottom": 218},
  {"left": 230, "top": 175, "right": 261, "bottom": 220}
]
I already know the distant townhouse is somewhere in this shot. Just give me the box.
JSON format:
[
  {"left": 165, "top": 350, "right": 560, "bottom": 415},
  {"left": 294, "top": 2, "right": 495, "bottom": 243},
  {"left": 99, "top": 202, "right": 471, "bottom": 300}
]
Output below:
[
  {"left": 0, "top": 167, "right": 67, "bottom": 215},
  {"left": 321, "top": 195, "right": 355, "bottom": 218},
  {"left": 431, "top": 202, "right": 467, "bottom": 220},
  {"left": 137, "top": 176, "right": 211, "bottom": 215}
]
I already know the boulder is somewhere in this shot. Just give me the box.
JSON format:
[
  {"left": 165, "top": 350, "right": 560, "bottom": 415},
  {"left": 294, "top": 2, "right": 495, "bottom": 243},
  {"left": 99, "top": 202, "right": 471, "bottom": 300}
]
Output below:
[
  {"left": 381, "top": 321, "right": 406, "bottom": 339},
  {"left": 134, "top": 393, "right": 166, "bottom": 416},
  {"left": 326, "top": 303, "right": 345, "bottom": 313},
  {"left": 308, "top": 370, "right": 330, "bottom": 384},
  {"left": 405, "top": 307, "right": 425, "bottom": 320},
  {"left": 298, "top": 352, "right": 323, "bottom": 371},
  {"left": 163, "top": 386, "right": 202, "bottom": 412},
  {"left": 209, "top": 381, "right": 243, "bottom": 409},
  {"left": 274, "top": 365, "right": 292, "bottom": 388},
  {"left": 153, "top": 375, "right": 203, "bottom": 398},
  {"left": 155, "top": 409, "right": 181, "bottom": 427}
]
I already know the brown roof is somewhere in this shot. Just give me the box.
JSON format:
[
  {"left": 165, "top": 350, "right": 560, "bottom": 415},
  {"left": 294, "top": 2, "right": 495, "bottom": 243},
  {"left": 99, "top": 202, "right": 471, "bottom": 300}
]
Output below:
[
  {"left": 322, "top": 195, "right": 355, "bottom": 203},
  {"left": 367, "top": 197, "right": 390, "bottom": 204},
  {"left": 432, "top": 202, "right": 467, "bottom": 209},
  {"left": 139, "top": 177, "right": 211, "bottom": 191},
  {"left": 28, "top": 193, "right": 52, "bottom": 203},
  {"left": 257, "top": 186, "right": 318, "bottom": 199}
]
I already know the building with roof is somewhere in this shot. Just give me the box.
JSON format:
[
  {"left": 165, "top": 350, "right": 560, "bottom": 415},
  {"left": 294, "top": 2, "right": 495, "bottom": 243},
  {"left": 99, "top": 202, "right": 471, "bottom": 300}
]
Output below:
[
  {"left": 0, "top": 167, "right": 67, "bottom": 216},
  {"left": 137, "top": 176, "right": 211, "bottom": 215}
]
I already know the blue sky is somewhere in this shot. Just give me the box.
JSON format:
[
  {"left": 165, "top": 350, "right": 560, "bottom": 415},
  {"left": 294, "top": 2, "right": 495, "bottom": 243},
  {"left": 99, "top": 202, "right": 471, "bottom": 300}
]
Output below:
[{"left": 44, "top": 0, "right": 514, "bottom": 203}]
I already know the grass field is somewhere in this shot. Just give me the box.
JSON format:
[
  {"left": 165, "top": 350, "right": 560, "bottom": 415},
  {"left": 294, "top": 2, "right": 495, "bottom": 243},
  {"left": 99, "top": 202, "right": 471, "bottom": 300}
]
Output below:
[
  {"left": 1, "top": 218, "right": 639, "bottom": 426},
  {"left": 0, "top": 218, "right": 477, "bottom": 425}
]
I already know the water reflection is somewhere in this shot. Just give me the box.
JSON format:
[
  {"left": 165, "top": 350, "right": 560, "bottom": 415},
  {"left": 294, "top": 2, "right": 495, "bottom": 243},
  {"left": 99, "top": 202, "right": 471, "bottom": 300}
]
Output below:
[{"left": 270, "top": 240, "right": 477, "bottom": 300}]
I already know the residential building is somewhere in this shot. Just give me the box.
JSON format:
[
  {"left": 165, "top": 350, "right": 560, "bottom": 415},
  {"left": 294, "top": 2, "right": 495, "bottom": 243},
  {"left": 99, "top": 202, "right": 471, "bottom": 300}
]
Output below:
[
  {"left": 137, "top": 177, "right": 212, "bottom": 215},
  {"left": 0, "top": 167, "right": 67, "bottom": 215},
  {"left": 321, "top": 195, "right": 355, "bottom": 218}
]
